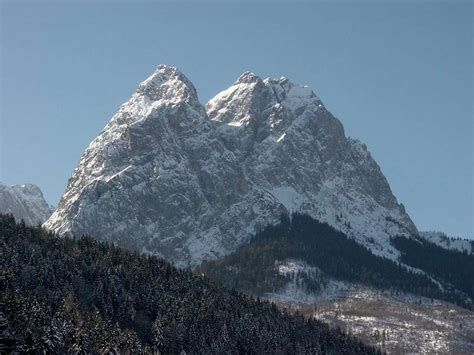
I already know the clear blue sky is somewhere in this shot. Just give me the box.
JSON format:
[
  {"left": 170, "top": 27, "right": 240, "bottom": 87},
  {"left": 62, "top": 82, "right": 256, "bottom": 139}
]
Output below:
[{"left": 1, "top": 1, "right": 472, "bottom": 237}]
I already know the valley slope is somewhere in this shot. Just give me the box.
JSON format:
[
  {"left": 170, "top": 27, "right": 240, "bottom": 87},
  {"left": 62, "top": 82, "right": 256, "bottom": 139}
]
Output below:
[{"left": 199, "top": 213, "right": 474, "bottom": 353}]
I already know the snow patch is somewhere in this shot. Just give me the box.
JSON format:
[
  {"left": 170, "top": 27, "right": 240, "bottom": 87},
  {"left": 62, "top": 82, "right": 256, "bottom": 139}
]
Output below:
[
  {"left": 282, "top": 85, "right": 318, "bottom": 112},
  {"left": 270, "top": 187, "right": 304, "bottom": 213}
]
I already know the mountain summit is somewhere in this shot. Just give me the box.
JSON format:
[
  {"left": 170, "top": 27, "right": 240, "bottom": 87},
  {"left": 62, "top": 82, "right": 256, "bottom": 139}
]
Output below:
[{"left": 45, "top": 65, "right": 417, "bottom": 266}]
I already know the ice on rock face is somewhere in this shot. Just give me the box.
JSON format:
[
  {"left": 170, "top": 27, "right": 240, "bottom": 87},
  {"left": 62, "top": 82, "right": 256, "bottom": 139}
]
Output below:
[
  {"left": 0, "top": 183, "right": 53, "bottom": 225},
  {"left": 45, "top": 66, "right": 418, "bottom": 266}
]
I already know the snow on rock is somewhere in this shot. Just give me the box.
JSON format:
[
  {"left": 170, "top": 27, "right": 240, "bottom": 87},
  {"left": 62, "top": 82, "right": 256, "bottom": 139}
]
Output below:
[
  {"left": 280, "top": 82, "right": 320, "bottom": 113},
  {"left": 266, "top": 264, "right": 474, "bottom": 354},
  {"left": 420, "top": 231, "right": 473, "bottom": 254},
  {"left": 270, "top": 187, "right": 303, "bottom": 214},
  {"left": 45, "top": 65, "right": 418, "bottom": 267},
  {"left": 208, "top": 71, "right": 417, "bottom": 262},
  {"left": 309, "top": 287, "right": 474, "bottom": 354},
  {"left": 0, "top": 183, "right": 53, "bottom": 225},
  {"left": 267, "top": 259, "right": 324, "bottom": 304}
]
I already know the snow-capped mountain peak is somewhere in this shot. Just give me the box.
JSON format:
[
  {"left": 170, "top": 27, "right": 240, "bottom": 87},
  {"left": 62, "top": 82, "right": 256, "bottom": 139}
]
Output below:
[
  {"left": 207, "top": 72, "right": 324, "bottom": 145},
  {"left": 45, "top": 66, "right": 418, "bottom": 266},
  {"left": 136, "top": 64, "right": 199, "bottom": 105},
  {"left": 235, "top": 71, "right": 262, "bottom": 84}
]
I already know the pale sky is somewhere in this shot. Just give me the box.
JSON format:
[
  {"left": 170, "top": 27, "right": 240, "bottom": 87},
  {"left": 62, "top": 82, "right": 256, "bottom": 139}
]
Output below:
[{"left": 1, "top": 0, "right": 472, "bottom": 237}]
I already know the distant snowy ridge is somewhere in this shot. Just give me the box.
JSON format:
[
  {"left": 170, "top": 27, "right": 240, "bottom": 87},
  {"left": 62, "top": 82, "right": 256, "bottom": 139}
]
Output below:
[
  {"left": 419, "top": 231, "right": 473, "bottom": 254},
  {"left": 45, "top": 65, "right": 418, "bottom": 266},
  {"left": 0, "top": 183, "right": 53, "bottom": 225}
]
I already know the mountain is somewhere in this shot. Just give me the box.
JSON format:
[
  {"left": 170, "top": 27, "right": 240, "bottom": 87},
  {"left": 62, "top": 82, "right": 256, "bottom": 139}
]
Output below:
[
  {"left": 199, "top": 213, "right": 473, "bottom": 308},
  {"left": 206, "top": 71, "right": 417, "bottom": 260},
  {"left": 198, "top": 214, "right": 474, "bottom": 353},
  {"left": 44, "top": 65, "right": 417, "bottom": 267},
  {"left": 0, "top": 183, "right": 52, "bottom": 225},
  {"left": 1, "top": 214, "right": 378, "bottom": 354},
  {"left": 25, "top": 65, "right": 473, "bottom": 352}
]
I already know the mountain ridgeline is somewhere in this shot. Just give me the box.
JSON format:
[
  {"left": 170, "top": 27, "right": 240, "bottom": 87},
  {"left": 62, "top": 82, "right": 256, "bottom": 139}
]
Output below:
[
  {"left": 199, "top": 214, "right": 473, "bottom": 309},
  {"left": 0, "top": 214, "right": 379, "bottom": 354},
  {"left": 0, "top": 183, "right": 52, "bottom": 225}
]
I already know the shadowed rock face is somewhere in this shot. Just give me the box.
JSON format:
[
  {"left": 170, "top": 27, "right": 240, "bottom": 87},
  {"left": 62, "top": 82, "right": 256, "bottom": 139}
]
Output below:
[
  {"left": 44, "top": 65, "right": 417, "bottom": 267},
  {"left": 0, "top": 183, "right": 52, "bottom": 225}
]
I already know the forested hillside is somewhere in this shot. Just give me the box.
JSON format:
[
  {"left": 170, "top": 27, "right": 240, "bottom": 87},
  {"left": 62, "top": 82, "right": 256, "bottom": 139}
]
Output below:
[
  {"left": 200, "top": 214, "right": 472, "bottom": 309},
  {"left": 392, "top": 236, "right": 474, "bottom": 301},
  {"left": 0, "top": 214, "right": 378, "bottom": 354}
]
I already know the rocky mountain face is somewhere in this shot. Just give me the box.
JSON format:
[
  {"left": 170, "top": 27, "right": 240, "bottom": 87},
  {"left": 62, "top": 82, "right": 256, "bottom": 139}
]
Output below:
[
  {"left": 45, "top": 65, "right": 417, "bottom": 267},
  {"left": 0, "top": 183, "right": 52, "bottom": 225}
]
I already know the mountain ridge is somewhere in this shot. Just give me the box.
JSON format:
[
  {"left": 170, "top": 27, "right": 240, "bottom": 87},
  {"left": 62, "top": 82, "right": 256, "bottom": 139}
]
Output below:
[
  {"left": 0, "top": 183, "right": 52, "bottom": 225},
  {"left": 45, "top": 65, "right": 417, "bottom": 266}
]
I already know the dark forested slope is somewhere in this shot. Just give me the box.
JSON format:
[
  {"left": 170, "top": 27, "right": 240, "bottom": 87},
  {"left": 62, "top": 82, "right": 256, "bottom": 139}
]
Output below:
[
  {"left": 0, "top": 214, "right": 378, "bottom": 354},
  {"left": 200, "top": 214, "right": 472, "bottom": 309},
  {"left": 392, "top": 235, "right": 474, "bottom": 301}
]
